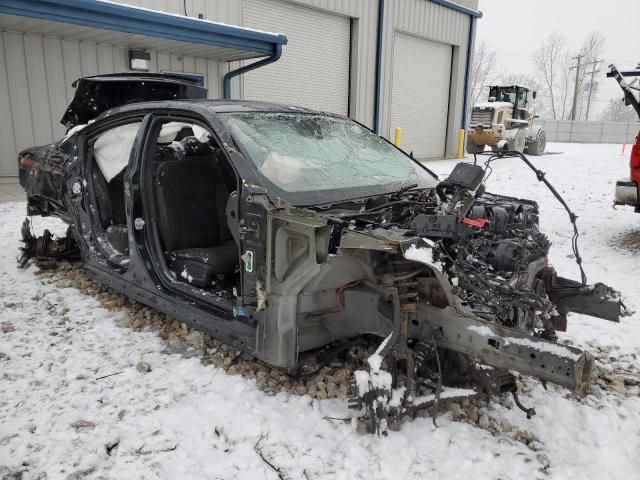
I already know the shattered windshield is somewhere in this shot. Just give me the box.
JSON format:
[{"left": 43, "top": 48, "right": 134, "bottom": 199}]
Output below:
[{"left": 219, "top": 112, "right": 437, "bottom": 205}]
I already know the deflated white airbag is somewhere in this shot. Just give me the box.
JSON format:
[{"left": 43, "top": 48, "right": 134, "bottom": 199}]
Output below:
[{"left": 94, "top": 122, "right": 142, "bottom": 183}]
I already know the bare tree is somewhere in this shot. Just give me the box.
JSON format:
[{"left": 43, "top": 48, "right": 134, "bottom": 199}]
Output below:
[
  {"left": 532, "top": 32, "right": 566, "bottom": 119},
  {"left": 558, "top": 51, "right": 573, "bottom": 119},
  {"left": 470, "top": 40, "right": 497, "bottom": 106},
  {"left": 532, "top": 31, "right": 606, "bottom": 120},
  {"left": 575, "top": 31, "right": 606, "bottom": 120},
  {"left": 599, "top": 97, "right": 638, "bottom": 122}
]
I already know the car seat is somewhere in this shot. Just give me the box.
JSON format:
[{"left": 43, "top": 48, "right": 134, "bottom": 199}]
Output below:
[{"left": 155, "top": 137, "right": 238, "bottom": 287}]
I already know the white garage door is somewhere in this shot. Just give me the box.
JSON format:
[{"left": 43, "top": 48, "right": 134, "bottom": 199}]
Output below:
[
  {"left": 390, "top": 33, "right": 452, "bottom": 159},
  {"left": 243, "top": 0, "right": 350, "bottom": 115}
]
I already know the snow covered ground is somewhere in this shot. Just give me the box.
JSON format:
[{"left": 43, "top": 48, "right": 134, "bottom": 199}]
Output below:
[{"left": 1, "top": 143, "right": 640, "bottom": 479}]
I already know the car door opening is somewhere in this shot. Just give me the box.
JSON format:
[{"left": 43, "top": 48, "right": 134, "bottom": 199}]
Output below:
[
  {"left": 87, "top": 120, "right": 143, "bottom": 264},
  {"left": 146, "top": 119, "right": 240, "bottom": 294}
]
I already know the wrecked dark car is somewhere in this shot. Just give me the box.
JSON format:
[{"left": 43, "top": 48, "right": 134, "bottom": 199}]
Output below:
[{"left": 18, "top": 74, "right": 626, "bottom": 434}]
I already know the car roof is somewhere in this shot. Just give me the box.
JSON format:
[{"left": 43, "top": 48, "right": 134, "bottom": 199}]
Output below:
[{"left": 98, "top": 98, "right": 341, "bottom": 119}]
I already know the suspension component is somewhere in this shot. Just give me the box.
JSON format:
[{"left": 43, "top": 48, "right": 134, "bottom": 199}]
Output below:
[
  {"left": 349, "top": 257, "right": 427, "bottom": 434},
  {"left": 18, "top": 218, "right": 79, "bottom": 268}
]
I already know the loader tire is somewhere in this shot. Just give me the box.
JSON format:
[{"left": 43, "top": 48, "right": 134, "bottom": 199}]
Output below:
[
  {"left": 526, "top": 130, "right": 546, "bottom": 156},
  {"left": 466, "top": 140, "right": 485, "bottom": 154},
  {"left": 509, "top": 129, "right": 527, "bottom": 153}
]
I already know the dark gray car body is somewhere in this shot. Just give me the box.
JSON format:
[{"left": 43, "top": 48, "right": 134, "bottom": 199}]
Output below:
[{"left": 18, "top": 78, "right": 626, "bottom": 430}]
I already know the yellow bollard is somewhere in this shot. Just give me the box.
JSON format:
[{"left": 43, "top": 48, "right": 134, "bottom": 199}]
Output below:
[
  {"left": 457, "top": 129, "right": 465, "bottom": 159},
  {"left": 394, "top": 127, "right": 402, "bottom": 147}
]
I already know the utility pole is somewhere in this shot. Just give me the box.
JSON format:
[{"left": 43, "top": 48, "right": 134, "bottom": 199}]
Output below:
[
  {"left": 584, "top": 59, "right": 602, "bottom": 121},
  {"left": 570, "top": 54, "right": 583, "bottom": 121}
]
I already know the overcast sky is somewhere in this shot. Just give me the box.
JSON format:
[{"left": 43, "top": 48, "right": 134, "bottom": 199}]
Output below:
[{"left": 476, "top": 0, "right": 640, "bottom": 117}]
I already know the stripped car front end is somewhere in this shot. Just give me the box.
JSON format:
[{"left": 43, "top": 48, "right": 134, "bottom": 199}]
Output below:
[{"left": 254, "top": 159, "right": 623, "bottom": 433}]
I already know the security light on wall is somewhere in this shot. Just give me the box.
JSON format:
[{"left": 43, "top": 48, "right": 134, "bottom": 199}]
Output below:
[{"left": 129, "top": 49, "right": 150, "bottom": 71}]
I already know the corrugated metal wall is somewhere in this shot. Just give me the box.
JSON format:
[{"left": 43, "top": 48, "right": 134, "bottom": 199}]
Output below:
[
  {"left": 98, "top": 1, "right": 475, "bottom": 152},
  {"left": 0, "top": 29, "right": 221, "bottom": 176},
  {"left": 0, "top": 0, "right": 475, "bottom": 176},
  {"left": 390, "top": 33, "right": 453, "bottom": 158},
  {"left": 379, "top": 0, "right": 471, "bottom": 157},
  {"left": 118, "top": 0, "right": 379, "bottom": 130},
  {"left": 242, "top": 0, "right": 351, "bottom": 115}
]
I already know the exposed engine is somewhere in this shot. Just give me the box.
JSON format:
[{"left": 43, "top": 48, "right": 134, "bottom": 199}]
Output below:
[
  {"left": 411, "top": 163, "right": 555, "bottom": 334},
  {"left": 319, "top": 159, "right": 600, "bottom": 434},
  {"left": 444, "top": 196, "right": 553, "bottom": 331},
  {"left": 333, "top": 161, "right": 559, "bottom": 338}
]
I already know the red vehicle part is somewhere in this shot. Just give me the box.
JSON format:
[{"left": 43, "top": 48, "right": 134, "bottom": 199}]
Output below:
[
  {"left": 608, "top": 65, "right": 640, "bottom": 211},
  {"left": 615, "top": 133, "right": 640, "bottom": 210},
  {"left": 630, "top": 133, "right": 640, "bottom": 190}
]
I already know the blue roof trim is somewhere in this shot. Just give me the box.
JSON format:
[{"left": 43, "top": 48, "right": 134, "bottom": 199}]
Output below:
[
  {"left": 0, "top": 0, "right": 288, "bottom": 56},
  {"left": 430, "top": 0, "right": 482, "bottom": 18},
  {"left": 461, "top": 15, "right": 476, "bottom": 129},
  {"left": 373, "top": 0, "right": 385, "bottom": 133},
  {"left": 224, "top": 44, "right": 283, "bottom": 99}
]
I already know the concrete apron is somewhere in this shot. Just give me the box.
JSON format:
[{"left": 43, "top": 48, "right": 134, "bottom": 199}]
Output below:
[{"left": 0, "top": 181, "right": 25, "bottom": 203}]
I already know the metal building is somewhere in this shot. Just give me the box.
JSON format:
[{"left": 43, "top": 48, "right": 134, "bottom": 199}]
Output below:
[{"left": 0, "top": 0, "right": 480, "bottom": 179}]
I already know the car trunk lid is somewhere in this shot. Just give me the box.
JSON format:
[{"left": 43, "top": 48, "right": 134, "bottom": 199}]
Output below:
[{"left": 60, "top": 73, "right": 208, "bottom": 128}]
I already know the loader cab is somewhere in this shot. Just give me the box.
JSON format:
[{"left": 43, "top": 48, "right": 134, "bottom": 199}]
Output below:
[{"left": 488, "top": 85, "right": 533, "bottom": 121}]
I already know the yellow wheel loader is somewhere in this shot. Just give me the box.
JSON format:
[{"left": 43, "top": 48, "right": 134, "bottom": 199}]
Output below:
[{"left": 467, "top": 85, "right": 546, "bottom": 155}]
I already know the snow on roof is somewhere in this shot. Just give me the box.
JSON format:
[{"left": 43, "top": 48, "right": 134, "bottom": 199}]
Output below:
[{"left": 490, "top": 85, "right": 531, "bottom": 90}]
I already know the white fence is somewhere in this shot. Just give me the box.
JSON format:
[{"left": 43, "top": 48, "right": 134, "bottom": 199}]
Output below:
[{"left": 537, "top": 119, "right": 639, "bottom": 144}]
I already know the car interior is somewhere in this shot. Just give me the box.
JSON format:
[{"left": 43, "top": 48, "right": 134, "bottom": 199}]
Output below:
[
  {"left": 88, "top": 119, "right": 240, "bottom": 292},
  {"left": 89, "top": 121, "right": 142, "bottom": 258},
  {"left": 150, "top": 120, "right": 240, "bottom": 291}
]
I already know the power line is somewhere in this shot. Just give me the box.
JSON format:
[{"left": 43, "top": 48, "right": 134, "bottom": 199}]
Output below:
[
  {"left": 477, "top": 52, "right": 637, "bottom": 63},
  {"left": 584, "top": 59, "right": 603, "bottom": 120},
  {"left": 569, "top": 55, "right": 584, "bottom": 121}
]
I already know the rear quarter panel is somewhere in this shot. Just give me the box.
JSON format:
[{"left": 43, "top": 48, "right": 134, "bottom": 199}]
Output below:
[{"left": 19, "top": 139, "right": 74, "bottom": 214}]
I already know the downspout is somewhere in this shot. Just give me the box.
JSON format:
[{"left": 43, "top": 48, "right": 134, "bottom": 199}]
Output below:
[
  {"left": 223, "top": 44, "right": 283, "bottom": 99},
  {"left": 461, "top": 15, "right": 476, "bottom": 131},
  {"left": 373, "top": 0, "right": 384, "bottom": 133}
]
